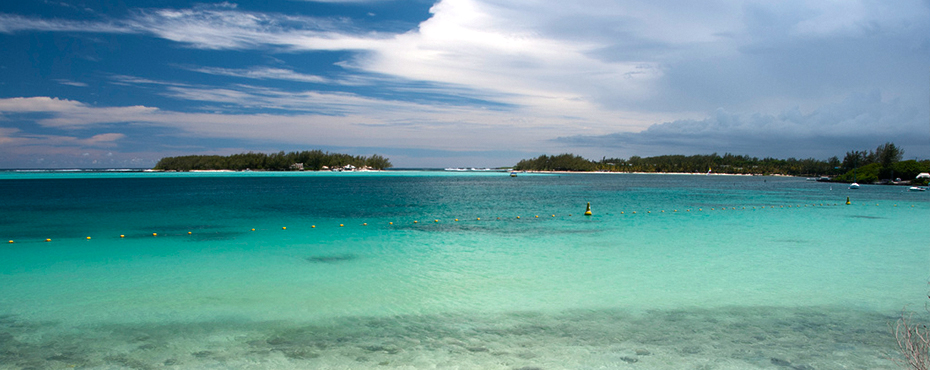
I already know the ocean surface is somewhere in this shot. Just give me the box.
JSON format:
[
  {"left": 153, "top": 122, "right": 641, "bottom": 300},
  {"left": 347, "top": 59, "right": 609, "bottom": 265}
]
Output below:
[{"left": 0, "top": 171, "right": 926, "bottom": 369}]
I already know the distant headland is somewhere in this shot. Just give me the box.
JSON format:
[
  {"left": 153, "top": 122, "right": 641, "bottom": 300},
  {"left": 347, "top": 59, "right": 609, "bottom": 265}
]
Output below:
[
  {"left": 512, "top": 142, "right": 930, "bottom": 185},
  {"left": 153, "top": 150, "right": 392, "bottom": 172}
]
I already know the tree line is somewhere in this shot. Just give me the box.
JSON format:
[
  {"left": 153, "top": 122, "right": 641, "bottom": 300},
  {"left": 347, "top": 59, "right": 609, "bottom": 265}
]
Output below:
[
  {"left": 153, "top": 150, "right": 392, "bottom": 171},
  {"left": 513, "top": 143, "right": 929, "bottom": 184}
]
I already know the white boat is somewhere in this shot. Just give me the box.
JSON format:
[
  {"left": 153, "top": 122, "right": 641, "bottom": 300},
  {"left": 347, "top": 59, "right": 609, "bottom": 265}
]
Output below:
[
  {"left": 849, "top": 182, "right": 860, "bottom": 189},
  {"left": 908, "top": 186, "right": 926, "bottom": 192},
  {"left": 510, "top": 171, "right": 517, "bottom": 177}
]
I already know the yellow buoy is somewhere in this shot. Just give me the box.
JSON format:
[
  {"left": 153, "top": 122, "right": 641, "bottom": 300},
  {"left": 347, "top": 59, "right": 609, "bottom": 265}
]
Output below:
[
  {"left": 188, "top": 232, "right": 192, "bottom": 235},
  {"left": 584, "top": 202, "right": 592, "bottom": 216},
  {"left": 455, "top": 219, "right": 459, "bottom": 222},
  {"left": 363, "top": 223, "right": 367, "bottom": 226},
  {"left": 46, "top": 239, "right": 51, "bottom": 242},
  {"left": 282, "top": 227, "right": 286, "bottom": 230},
  {"left": 7, "top": 240, "right": 12, "bottom": 244},
  {"left": 86, "top": 237, "right": 91, "bottom": 240},
  {"left": 551, "top": 214, "right": 555, "bottom": 217},
  {"left": 312, "top": 225, "right": 316, "bottom": 228},
  {"left": 516, "top": 216, "right": 520, "bottom": 219},
  {"left": 535, "top": 215, "right": 539, "bottom": 218},
  {"left": 477, "top": 217, "right": 481, "bottom": 220},
  {"left": 846, "top": 196, "right": 850, "bottom": 205},
  {"left": 120, "top": 235, "right": 125, "bottom": 238},
  {"left": 414, "top": 220, "right": 418, "bottom": 223},
  {"left": 153, "top": 233, "right": 157, "bottom": 237},
  {"left": 389, "top": 222, "right": 393, "bottom": 225},
  {"left": 340, "top": 224, "right": 344, "bottom": 227},
  {"left": 434, "top": 219, "right": 439, "bottom": 223},
  {"left": 251, "top": 228, "right": 255, "bottom": 231}
]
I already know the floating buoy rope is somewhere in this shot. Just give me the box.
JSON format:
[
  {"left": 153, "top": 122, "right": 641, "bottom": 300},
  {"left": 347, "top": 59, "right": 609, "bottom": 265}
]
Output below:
[{"left": 5, "top": 200, "right": 911, "bottom": 242}]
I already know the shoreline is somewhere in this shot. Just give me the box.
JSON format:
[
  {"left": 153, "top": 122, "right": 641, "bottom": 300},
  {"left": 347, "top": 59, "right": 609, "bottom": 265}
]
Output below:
[{"left": 521, "top": 170, "right": 793, "bottom": 177}]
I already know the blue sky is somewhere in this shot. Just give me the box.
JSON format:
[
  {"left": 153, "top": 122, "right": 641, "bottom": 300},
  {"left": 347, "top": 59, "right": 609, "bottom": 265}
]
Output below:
[{"left": 0, "top": 0, "right": 928, "bottom": 168}]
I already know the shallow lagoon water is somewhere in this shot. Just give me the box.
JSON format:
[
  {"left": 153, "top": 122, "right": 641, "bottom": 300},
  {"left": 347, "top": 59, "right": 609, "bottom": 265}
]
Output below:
[{"left": 0, "top": 171, "right": 927, "bottom": 369}]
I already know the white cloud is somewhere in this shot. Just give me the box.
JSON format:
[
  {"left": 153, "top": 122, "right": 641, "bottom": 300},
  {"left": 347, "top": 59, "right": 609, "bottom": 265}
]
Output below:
[
  {"left": 556, "top": 91, "right": 928, "bottom": 159},
  {"left": 81, "top": 133, "right": 126, "bottom": 145},
  {"left": 0, "top": 13, "right": 133, "bottom": 34},
  {"left": 0, "top": 97, "right": 159, "bottom": 128},
  {"left": 55, "top": 79, "right": 89, "bottom": 87},
  {"left": 0, "top": 96, "right": 567, "bottom": 153},
  {"left": 184, "top": 66, "right": 329, "bottom": 84},
  {"left": 0, "top": 0, "right": 927, "bottom": 165}
]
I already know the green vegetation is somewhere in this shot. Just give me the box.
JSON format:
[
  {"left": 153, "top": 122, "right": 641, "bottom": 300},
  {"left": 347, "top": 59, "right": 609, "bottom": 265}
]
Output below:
[
  {"left": 154, "top": 150, "right": 392, "bottom": 171},
  {"left": 513, "top": 154, "right": 596, "bottom": 172},
  {"left": 513, "top": 142, "right": 930, "bottom": 184}
]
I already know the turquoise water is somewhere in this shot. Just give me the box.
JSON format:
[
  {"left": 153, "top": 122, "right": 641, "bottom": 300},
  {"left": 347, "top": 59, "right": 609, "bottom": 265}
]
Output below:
[{"left": 0, "top": 171, "right": 926, "bottom": 369}]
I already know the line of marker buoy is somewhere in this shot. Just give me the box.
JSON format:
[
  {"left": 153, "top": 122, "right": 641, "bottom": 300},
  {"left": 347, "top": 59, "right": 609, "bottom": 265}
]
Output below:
[{"left": 4, "top": 199, "right": 917, "bottom": 243}]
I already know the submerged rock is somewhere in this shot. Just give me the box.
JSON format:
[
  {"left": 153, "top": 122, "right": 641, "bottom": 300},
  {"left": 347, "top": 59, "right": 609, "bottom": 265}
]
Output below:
[
  {"left": 619, "top": 356, "right": 638, "bottom": 363},
  {"left": 305, "top": 254, "right": 358, "bottom": 263}
]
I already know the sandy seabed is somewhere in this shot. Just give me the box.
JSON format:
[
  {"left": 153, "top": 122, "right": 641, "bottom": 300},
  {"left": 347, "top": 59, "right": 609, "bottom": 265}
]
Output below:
[{"left": 0, "top": 305, "right": 907, "bottom": 370}]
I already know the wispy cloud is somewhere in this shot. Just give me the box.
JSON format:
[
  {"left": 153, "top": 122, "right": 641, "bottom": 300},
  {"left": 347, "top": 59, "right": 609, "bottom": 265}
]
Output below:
[
  {"left": 0, "top": 13, "right": 133, "bottom": 34},
  {"left": 0, "top": 96, "right": 573, "bottom": 153},
  {"left": 5, "top": 0, "right": 926, "bottom": 119},
  {"left": 1, "top": 0, "right": 927, "bottom": 167},
  {"left": 55, "top": 79, "right": 89, "bottom": 87},
  {"left": 183, "top": 66, "right": 329, "bottom": 84},
  {"left": 0, "top": 97, "right": 159, "bottom": 128}
]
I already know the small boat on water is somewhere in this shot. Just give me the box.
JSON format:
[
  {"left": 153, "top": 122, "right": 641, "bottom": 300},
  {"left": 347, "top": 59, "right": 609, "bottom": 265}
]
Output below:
[
  {"left": 849, "top": 182, "right": 860, "bottom": 189},
  {"left": 908, "top": 186, "right": 926, "bottom": 192},
  {"left": 510, "top": 171, "right": 517, "bottom": 177}
]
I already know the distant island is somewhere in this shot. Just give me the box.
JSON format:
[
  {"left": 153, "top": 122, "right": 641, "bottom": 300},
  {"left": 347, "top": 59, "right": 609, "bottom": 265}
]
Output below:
[
  {"left": 513, "top": 142, "right": 930, "bottom": 185},
  {"left": 153, "top": 150, "right": 392, "bottom": 172}
]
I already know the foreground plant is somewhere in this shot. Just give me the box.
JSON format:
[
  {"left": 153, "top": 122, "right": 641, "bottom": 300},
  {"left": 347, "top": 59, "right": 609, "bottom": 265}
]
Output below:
[{"left": 895, "top": 311, "right": 930, "bottom": 370}]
